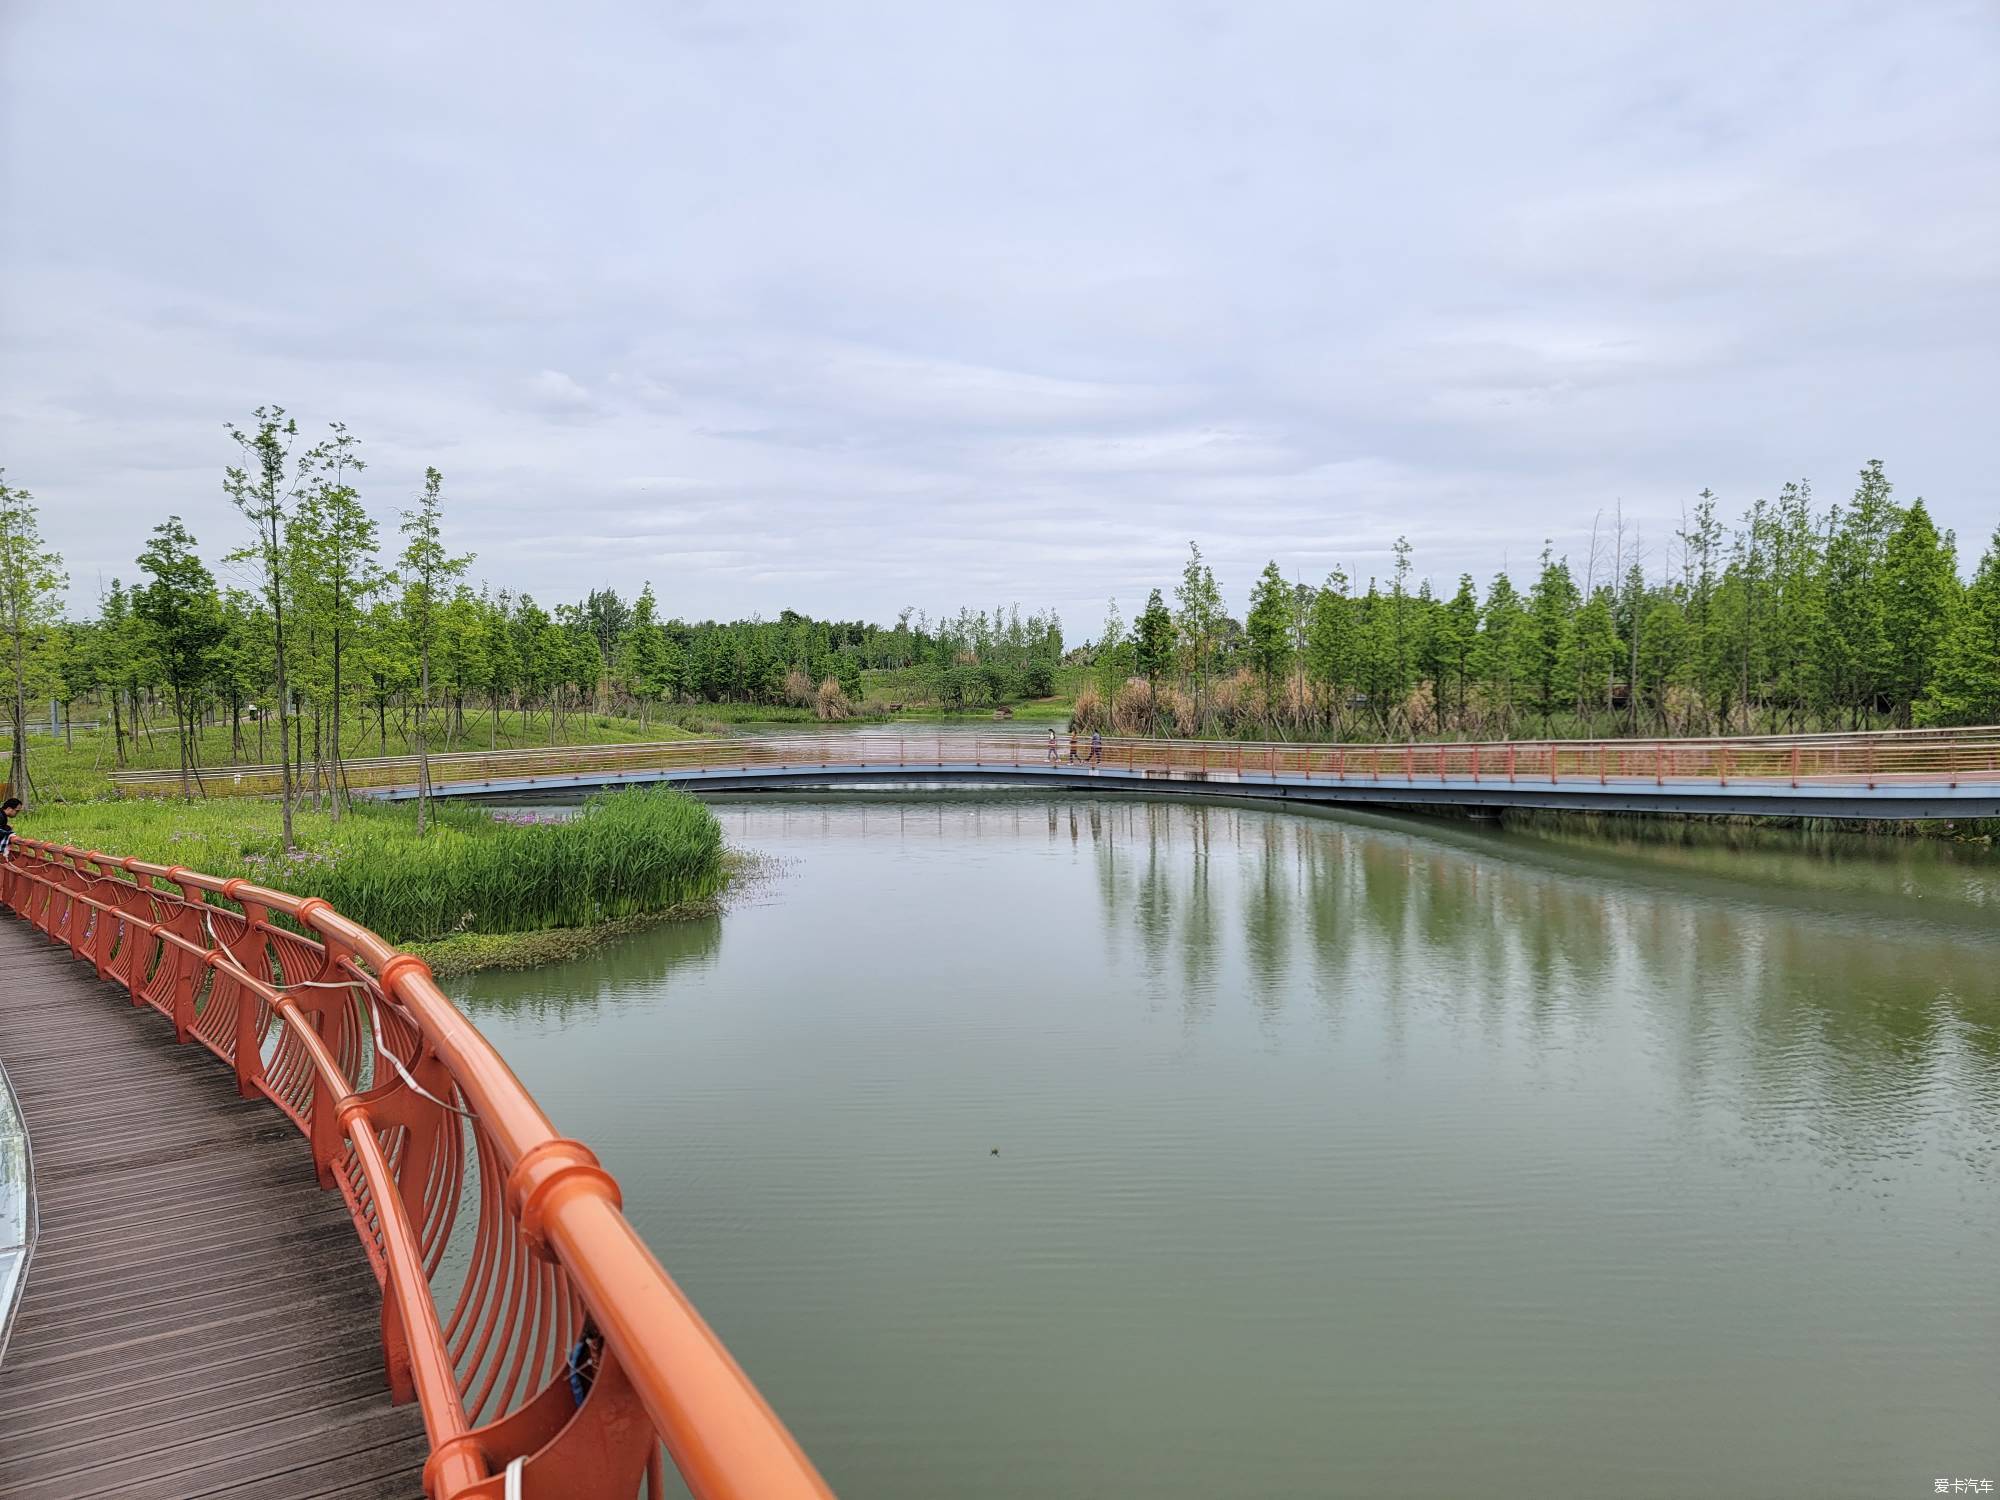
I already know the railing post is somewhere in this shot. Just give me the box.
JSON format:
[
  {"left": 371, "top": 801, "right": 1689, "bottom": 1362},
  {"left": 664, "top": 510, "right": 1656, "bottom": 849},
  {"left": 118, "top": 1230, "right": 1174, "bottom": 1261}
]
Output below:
[
  {"left": 1507, "top": 743, "right": 1517, "bottom": 783},
  {"left": 227, "top": 888, "right": 272, "bottom": 1097}
]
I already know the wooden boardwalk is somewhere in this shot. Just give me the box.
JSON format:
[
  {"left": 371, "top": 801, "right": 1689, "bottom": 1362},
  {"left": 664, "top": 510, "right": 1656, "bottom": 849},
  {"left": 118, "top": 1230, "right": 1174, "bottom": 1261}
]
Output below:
[{"left": 0, "top": 915, "right": 427, "bottom": 1499}]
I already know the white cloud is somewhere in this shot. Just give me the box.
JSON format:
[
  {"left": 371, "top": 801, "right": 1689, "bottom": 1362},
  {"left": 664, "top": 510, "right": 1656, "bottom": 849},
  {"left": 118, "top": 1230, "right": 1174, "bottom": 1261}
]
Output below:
[{"left": 1, "top": 0, "right": 1994, "bottom": 628}]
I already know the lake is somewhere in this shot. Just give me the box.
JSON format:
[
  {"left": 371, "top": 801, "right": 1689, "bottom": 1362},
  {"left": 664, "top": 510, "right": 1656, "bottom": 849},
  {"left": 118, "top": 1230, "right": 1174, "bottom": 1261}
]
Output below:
[{"left": 454, "top": 792, "right": 2000, "bottom": 1499}]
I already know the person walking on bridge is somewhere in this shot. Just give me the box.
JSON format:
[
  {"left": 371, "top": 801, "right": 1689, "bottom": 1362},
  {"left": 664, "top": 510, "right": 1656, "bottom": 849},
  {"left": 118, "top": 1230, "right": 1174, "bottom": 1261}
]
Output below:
[
  {"left": 1047, "top": 729, "right": 1059, "bottom": 765},
  {"left": 1089, "top": 730, "right": 1103, "bottom": 769}
]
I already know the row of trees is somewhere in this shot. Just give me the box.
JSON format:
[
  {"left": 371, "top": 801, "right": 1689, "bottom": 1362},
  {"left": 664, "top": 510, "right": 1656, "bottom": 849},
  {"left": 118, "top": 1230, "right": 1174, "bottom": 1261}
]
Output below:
[
  {"left": 2, "top": 416, "right": 1069, "bottom": 825},
  {"left": 1082, "top": 465, "right": 1998, "bottom": 739},
  {"left": 5, "top": 443, "right": 1997, "bottom": 827}
]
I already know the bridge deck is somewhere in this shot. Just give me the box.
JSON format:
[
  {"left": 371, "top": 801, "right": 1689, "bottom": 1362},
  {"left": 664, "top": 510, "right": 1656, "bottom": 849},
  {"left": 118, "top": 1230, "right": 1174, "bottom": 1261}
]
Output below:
[{"left": 0, "top": 917, "right": 426, "bottom": 1500}]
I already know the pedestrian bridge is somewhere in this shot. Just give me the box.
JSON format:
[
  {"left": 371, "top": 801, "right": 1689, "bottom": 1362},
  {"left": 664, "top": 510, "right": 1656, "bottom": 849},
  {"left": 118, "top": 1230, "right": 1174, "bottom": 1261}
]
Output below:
[{"left": 111, "top": 727, "right": 2000, "bottom": 820}]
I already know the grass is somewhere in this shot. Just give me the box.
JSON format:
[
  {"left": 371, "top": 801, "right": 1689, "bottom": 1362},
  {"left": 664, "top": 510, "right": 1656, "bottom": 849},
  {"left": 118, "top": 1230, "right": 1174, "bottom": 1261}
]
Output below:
[
  {"left": 21, "top": 788, "right": 726, "bottom": 947},
  {"left": 858, "top": 663, "right": 1085, "bottom": 720},
  {"left": 661, "top": 702, "right": 870, "bottom": 729},
  {"left": 406, "top": 901, "right": 721, "bottom": 977},
  {"left": 18, "top": 710, "right": 699, "bottom": 802}
]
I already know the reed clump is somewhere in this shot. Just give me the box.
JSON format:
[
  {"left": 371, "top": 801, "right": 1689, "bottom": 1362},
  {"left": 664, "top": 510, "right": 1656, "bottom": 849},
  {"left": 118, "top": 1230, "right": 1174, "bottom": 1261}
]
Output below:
[
  {"left": 1069, "top": 686, "right": 1105, "bottom": 732},
  {"left": 813, "top": 677, "right": 854, "bottom": 720},
  {"left": 29, "top": 789, "right": 726, "bottom": 946}
]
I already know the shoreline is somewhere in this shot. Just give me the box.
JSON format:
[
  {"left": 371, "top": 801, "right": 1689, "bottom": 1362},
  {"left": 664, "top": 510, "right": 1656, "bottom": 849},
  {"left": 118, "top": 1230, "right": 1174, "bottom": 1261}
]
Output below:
[{"left": 408, "top": 849, "right": 765, "bottom": 978}]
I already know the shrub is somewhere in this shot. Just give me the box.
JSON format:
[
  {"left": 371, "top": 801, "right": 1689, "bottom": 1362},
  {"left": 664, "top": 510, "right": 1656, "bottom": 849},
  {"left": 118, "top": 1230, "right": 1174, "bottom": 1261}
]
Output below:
[
  {"left": 1111, "top": 679, "right": 1155, "bottom": 735},
  {"left": 814, "top": 678, "right": 853, "bottom": 721},
  {"left": 1070, "top": 686, "right": 1105, "bottom": 733}
]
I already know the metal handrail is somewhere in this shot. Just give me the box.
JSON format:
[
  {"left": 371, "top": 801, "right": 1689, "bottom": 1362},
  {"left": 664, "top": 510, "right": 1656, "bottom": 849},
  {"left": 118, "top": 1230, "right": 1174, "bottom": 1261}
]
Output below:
[
  {"left": 106, "top": 725, "right": 2000, "bottom": 799},
  {"left": 0, "top": 840, "right": 833, "bottom": 1500}
]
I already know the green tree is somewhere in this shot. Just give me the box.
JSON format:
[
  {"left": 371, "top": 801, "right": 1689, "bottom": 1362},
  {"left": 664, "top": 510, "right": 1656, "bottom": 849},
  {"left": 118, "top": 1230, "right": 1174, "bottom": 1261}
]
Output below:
[
  {"left": 619, "top": 582, "right": 672, "bottom": 725},
  {"left": 95, "top": 579, "right": 142, "bottom": 766},
  {"left": 1766, "top": 481, "right": 1825, "bottom": 731},
  {"left": 400, "top": 467, "right": 473, "bottom": 832},
  {"left": 1916, "top": 526, "right": 2000, "bottom": 727},
  {"left": 54, "top": 620, "right": 97, "bottom": 750},
  {"left": 1879, "top": 498, "right": 1958, "bottom": 724},
  {"left": 289, "top": 423, "right": 382, "bottom": 814},
  {"left": 1244, "top": 560, "right": 1294, "bottom": 711},
  {"left": 1522, "top": 548, "right": 1579, "bottom": 729},
  {"left": 1474, "top": 571, "right": 1526, "bottom": 731},
  {"left": 1132, "top": 588, "right": 1176, "bottom": 702},
  {"left": 1565, "top": 587, "right": 1622, "bottom": 722},
  {"left": 1819, "top": 460, "right": 1899, "bottom": 728},
  {"left": 1305, "top": 568, "right": 1356, "bottom": 732},
  {"left": 0, "top": 473, "right": 67, "bottom": 797},
  {"left": 225, "top": 407, "right": 306, "bottom": 847},
  {"left": 212, "top": 590, "right": 271, "bottom": 760},
  {"left": 134, "top": 517, "right": 225, "bottom": 798},
  {"left": 1435, "top": 574, "right": 1480, "bottom": 730},
  {"left": 1174, "top": 542, "right": 1223, "bottom": 714},
  {"left": 1637, "top": 598, "right": 1691, "bottom": 730},
  {"left": 1094, "top": 598, "right": 1133, "bottom": 701}
]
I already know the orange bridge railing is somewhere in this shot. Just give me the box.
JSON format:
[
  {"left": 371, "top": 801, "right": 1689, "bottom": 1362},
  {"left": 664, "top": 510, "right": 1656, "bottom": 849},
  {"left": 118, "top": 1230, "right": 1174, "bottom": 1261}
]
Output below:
[{"left": 0, "top": 840, "right": 835, "bottom": 1500}]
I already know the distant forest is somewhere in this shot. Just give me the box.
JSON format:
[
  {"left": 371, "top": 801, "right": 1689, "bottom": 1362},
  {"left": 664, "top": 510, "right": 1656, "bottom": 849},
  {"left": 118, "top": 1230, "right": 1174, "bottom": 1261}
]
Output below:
[{"left": 5, "top": 421, "right": 1999, "bottom": 805}]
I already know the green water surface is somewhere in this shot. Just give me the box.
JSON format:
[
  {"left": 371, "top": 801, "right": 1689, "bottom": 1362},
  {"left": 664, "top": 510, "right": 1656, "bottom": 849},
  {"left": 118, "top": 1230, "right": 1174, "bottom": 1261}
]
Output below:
[{"left": 454, "top": 796, "right": 2000, "bottom": 1499}]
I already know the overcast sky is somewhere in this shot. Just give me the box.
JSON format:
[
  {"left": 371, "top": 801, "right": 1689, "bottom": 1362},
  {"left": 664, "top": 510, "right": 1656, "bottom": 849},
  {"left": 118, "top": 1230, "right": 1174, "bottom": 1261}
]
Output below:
[{"left": 3, "top": 2, "right": 1995, "bottom": 632}]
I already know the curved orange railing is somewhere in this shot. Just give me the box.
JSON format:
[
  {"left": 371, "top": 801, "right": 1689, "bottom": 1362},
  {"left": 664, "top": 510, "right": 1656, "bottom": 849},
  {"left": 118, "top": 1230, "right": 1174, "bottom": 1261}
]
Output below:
[
  {"left": 106, "top": 725, "right": 2000, "bottom": 800},
  {"left": 0, "top": 839, "right": 834, "bottom": 1500}
]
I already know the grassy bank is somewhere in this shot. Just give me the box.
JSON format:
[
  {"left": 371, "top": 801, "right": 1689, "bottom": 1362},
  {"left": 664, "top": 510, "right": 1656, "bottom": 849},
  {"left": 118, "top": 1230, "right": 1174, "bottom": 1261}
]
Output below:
[{"left": 23, "top": 788, "right": 726, "bottom": 947}]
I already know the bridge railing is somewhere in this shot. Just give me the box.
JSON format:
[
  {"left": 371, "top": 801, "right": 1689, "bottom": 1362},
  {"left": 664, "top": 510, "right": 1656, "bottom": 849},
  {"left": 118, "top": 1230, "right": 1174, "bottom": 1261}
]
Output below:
[
  {"left": 104, "top": 724, "right": 2000, "bottom": 799},
  {"left": 0, "top": 840, "right": 833, "bottom": 1500}
]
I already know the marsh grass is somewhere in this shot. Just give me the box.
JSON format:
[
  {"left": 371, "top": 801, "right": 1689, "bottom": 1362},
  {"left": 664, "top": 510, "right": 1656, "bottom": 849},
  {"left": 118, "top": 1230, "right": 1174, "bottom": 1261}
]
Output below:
[{"left": 24, "top": 788, "right": 725, "bottom": 945}]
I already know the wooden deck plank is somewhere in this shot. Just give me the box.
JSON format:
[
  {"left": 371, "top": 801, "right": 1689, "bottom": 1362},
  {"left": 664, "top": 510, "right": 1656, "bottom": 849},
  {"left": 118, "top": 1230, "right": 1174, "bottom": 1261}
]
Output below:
[{"left": 0, "top": 915, "right": 426, "bottom": 1499}]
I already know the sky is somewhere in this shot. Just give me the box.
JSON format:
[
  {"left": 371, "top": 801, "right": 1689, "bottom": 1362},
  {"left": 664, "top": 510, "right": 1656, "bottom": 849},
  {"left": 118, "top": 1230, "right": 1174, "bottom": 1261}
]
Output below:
[{"left": 2, "top": 1, "right": 1995, "bottom": 634}]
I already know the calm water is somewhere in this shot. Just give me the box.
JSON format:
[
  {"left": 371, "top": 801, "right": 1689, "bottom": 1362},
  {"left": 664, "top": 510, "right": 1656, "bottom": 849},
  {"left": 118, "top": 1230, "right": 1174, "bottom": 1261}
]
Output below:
[{"left": 454, "top": 795, "right": 2000, "bottom": 1499}]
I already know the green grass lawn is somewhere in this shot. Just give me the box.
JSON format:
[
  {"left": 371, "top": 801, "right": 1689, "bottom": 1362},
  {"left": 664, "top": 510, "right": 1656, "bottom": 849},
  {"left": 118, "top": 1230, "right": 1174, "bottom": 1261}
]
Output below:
[{"left": 858, "top": 664, "right": 1083, "bottom": 720}]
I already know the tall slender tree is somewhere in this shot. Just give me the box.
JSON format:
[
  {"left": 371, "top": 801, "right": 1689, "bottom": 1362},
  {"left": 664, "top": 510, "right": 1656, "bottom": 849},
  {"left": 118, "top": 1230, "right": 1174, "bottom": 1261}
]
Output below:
[
  {"left": 225, "top": 408, "right": 306, "bottom": 848},
  {"left": 1879, "top": 498, "right": 1958, "bottom": 724},
  {"left": 134, "top": 517, "right": 224, "bottom": 799},
  {"left": 1174, "top": 542, "right": 1223, "bottom": 718},
  {"left": 1917, "top": 526, "right": 2000, "bottom": 727},
  {"left": 1132, "top": 588, "right": 1176, "bottom": 715},
  {"left": 400, "top": 467, "right": 473, "bottom": 833},
  {"left": 1244, "top": 560, "right": 1295, "bottom": 714},
  {"left": 0, "top": 473, "right": 67, "bottom": 798},
  {"left": 289, "top": 425, "right": 381, "bottom": 816}
]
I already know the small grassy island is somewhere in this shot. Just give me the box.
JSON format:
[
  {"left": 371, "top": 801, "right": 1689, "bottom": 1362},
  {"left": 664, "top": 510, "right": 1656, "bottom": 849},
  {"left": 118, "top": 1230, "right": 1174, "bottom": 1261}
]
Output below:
[{"left": 32, "top": 787, "right": 727, "bottom": 977}]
